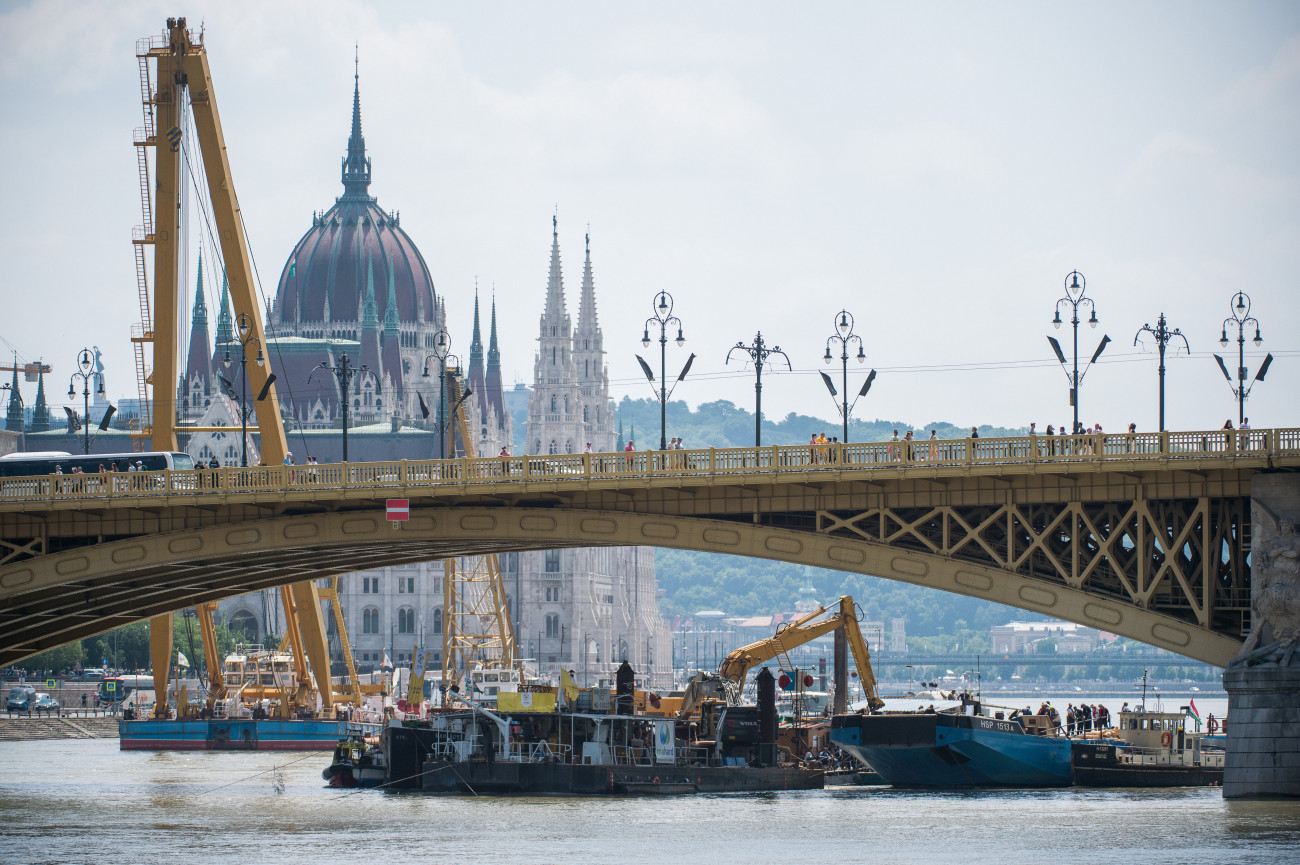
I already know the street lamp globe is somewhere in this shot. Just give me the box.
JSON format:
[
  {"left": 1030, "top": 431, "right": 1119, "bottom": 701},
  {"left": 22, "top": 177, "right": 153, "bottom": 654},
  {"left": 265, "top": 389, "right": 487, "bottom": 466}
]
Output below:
[
  {"left": 856, "top": 345, "right": 866, "bottom": 363},
  {"left": 823, "top": 346, "right": 832, "bottom": 365},
  {"left": 641, "top": 328, "right": 650, "bottom": 348},
  {"left": 1088, "top": 308, "right": 1098, "bottom": 328},
  {"left": 1052, "top": 310, "right": 1062, "bottom": 329},
  {"left": 1253, "top": 328, "right": 1262, "bottom": 347},
  {"left": 1220, "top": 329, "right": 1229, "bottom": 347},
  {"left": 838, "top": 311, "right": 851, "bottom": 336}
]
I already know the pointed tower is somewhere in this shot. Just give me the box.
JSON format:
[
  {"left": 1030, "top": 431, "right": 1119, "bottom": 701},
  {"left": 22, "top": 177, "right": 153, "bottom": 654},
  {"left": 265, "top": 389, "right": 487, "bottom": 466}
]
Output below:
[
  {"left": 525, "top": 215, "right": 582, "bottom": 456},
  {"left": 4, "top": 363, "right": 22, "bottom": 432},
  {"left": 380, "top": 251, "right": 403, "bottom": 406},
  {"left": 467, "top": 286, "right": 486, "bottom": 421},
  {"left": 359, "top": 250, "right": 383, "bottom": 418},
  {"left": 574, "top": 228, "right": 614, "bottom": 451},
  {"left": 29, "top": 365, "right": 50, "bottom": 432},
  {"left": 485, "top": 292, "right": 505, "bottom": 421},
  {"left": 187, "top": 255, "right": 213, "bottom": 374},
  {"left": 341, "top": 52, "right": 373, "bottom": 201},
  {"left": 212, "top": 270, "right": 234, "bottom": 366}
]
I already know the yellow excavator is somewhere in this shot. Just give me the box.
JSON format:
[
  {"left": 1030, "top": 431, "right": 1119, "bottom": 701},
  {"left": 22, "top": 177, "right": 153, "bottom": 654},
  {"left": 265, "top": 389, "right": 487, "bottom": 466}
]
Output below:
[{"left": 679, "top": 596, "right": 883, "bottom": 720}]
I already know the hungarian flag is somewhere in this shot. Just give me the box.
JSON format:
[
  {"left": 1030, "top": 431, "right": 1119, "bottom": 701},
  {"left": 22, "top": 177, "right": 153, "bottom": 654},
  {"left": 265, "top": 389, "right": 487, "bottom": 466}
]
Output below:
[{"left": 1186, "top": 697, "right": 1202, "bottom": 727}]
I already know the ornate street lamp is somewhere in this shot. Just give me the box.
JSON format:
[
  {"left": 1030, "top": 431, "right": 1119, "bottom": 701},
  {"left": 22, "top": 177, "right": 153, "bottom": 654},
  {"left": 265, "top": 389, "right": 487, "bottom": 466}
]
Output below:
[
  {"left": 420, "top": 329, "right": 470, "bottom": 460},
  {"left": 726, "top": 331, "right": 790, "bottom": 447},
  {"left": 1214, "top": 291, "right": 1273, "bottom": 427},
  {"left": 1047, "top": 271, "right": 1110, "bottom": 433},
  {"left": 221, "top": 313, "right": 265, "bottom": 467},
  {"left": 634, "top": 290, "right": 694, "bottom": 451},
  {"left": 310, "top": 351, "right": 376, "bottom": 463},
  {"left": 67, "top": 347, "right": 103, "bottom": 455},
  {"left": 820, "top": 309, "right": 875, "bottom": 443},
  {"left": 1133, "top": 312, "right": 1189, "bottom": 432}
]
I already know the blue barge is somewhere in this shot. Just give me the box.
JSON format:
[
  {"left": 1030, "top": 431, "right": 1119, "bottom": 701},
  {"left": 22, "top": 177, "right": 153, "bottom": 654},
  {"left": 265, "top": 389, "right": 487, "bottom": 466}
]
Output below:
[{"left": 120, "top": 717, "right": 348, "bottom": 750}]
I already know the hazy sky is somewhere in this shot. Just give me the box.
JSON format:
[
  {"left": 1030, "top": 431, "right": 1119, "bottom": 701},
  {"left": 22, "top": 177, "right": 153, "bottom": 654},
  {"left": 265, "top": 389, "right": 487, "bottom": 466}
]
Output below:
[{"left": 2, "top": 1, "right": 1296, "bottom": 435}]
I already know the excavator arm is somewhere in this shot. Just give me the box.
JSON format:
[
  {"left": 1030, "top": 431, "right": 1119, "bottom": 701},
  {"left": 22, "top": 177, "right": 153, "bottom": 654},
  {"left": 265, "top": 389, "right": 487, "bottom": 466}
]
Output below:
[{"left": 717, "top": 596, "right": 883, "bottom": 712}]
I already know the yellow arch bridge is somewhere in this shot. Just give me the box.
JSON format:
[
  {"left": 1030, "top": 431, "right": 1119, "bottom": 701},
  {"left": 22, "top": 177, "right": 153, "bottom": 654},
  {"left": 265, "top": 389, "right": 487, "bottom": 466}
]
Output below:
[{"left": 2, "top": 427, "right": 1297, "bottom": 668}]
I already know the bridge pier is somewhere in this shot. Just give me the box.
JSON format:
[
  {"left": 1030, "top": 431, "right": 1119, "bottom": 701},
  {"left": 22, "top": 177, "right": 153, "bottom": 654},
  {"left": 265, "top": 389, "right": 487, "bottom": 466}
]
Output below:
[{"left": 1223, "top": 472, "right": 1300, "bottom": 799}]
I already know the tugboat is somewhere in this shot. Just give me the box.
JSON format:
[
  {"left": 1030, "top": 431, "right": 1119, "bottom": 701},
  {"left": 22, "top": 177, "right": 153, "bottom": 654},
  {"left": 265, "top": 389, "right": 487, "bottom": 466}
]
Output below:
[
  {"left": 322, "top": 733, "right": 388, "bottom": 788},
  {"left": 380, "top": 662, "right": 824, "bottom": 795},
  {"left": 1071, "top": 707, "right": 1224, "bottom": 787}
]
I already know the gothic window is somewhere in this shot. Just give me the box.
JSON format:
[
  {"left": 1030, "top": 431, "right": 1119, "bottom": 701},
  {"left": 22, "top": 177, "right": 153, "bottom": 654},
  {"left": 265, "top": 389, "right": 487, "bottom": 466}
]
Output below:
[
  {"left": 551, "top": 326, "right": 556, "bottom": 337},
  {"left": 545, "top": 614, "right": 560, "bottom": 639},
  {"left": 550, "top": 395, "right": 557, "bottom": 412},
  {"left": 402, "top": 359, "right": 411, "bottom": 374},
  {"left": 584, "top": 359, "right": 589, "bottom": 377},
  {"left": 564, "top": 396, "right": 569, "bottom": 413},
  {"left": 565, "top": 440, "right": 573, "bottom": 453},
  {"left": 552, "top": 347, "right": 556, "bottom": 365},
  {"left": 433, "top": 608, "right": 443, "bottom": 634},
  {"left": 583, "top": 406, "right": 589, "bottom": 422},
  {"left": 362, "top": 607, "right": 380, "bottom": 634},
  {"left": 534, "top": 440, "right": 541, "bottom": 454},
  {"left": 549, "top": 440, "right": 558, "bottom": 454},
  {"left": 398, "top": 607, "right": 415, "bottom": 634},
  {"left": 545, "top": 549, "right": 560, "bottom": 572}
]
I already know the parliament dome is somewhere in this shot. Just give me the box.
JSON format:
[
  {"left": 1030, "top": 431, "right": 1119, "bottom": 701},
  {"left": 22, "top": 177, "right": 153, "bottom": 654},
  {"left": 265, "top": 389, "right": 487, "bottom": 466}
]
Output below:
[{"left": 272, "top": 68, "right": 440, "bottom": 343}]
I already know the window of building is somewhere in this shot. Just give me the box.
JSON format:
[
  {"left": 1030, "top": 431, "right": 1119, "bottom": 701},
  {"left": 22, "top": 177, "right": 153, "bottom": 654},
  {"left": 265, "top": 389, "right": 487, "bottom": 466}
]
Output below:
[
  {"left": 433, "top": 608, "right": 443, "bottom": 634},
  {"left": 583, "top": 406, "right": 589, "bottom": 422},
  {"left": 363, "top": 577, "right": 380, "bottom": 594},
  {"left": 550, "top": 394, "right": 557, "bottom": 412},
  {"left": 545, "top": 614, "right": 560, "bottom": 639},
  {"left": 544, "top": 550, "right": 560, "bottom": 572},
  {"left": 398, "top": 577, "right": 414, "bottom": 594},
  {"left": 548, "top": 440, "right": 558, "bottom": 455},
  {"left": 398, "top": 607, "right": 415, "bottom": 634},
  {"left": 362, "top": 607, "right": 380, "bottom": 634}
]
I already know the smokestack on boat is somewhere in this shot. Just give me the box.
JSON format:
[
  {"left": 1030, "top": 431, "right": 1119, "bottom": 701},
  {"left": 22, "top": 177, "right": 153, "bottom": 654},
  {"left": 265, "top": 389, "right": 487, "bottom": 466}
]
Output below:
[
  {"left": 616, "top": 660, "right": 636, "bottom": 715},
  {"left": 757, "top": 666, "right": 777, "bottom": 766}
]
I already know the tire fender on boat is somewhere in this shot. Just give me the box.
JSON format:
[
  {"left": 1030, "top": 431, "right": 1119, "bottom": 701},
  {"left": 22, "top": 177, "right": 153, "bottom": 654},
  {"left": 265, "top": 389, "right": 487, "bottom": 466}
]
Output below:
[
  {"left": 1161, "top": 731, "right": 1172, "bottom": 748},
  {"left": 652, "top": 776, "right": 660, "bottom": 785}
]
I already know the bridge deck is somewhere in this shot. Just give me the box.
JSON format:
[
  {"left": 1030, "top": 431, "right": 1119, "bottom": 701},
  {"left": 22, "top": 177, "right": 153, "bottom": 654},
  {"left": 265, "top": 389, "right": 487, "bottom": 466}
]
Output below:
[{"left": 2, "top": 428, "right": 1297, "bottom": 509}]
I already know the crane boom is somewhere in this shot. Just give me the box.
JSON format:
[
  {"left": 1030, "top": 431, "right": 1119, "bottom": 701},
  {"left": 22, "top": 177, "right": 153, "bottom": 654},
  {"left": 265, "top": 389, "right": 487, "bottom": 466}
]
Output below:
[{"left": 718, "top": 596, "right": 883, "bottom": 712}]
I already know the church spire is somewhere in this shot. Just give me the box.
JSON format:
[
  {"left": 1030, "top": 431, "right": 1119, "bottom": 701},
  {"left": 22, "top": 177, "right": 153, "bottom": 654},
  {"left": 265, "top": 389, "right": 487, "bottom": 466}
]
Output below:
[
  {"left": 383, "top": 255, "right": 400, "bottom": 339},
  {"left": 30, "top": 365, "right": 49, "bottom": 432},
  {"left": 485, "top": 290, "right": 504, "bottom": 420},
  {"left": 214, "top": 270, "right": 233, "bottom": 347},
  {"left": 5, "top": 361, "right": 22, "bottom": 433},
  {"left": 576, "top": 227, "right": 599, "bottom": 335},
  {"left": 544, "top": 213, "right": 567, "bottom": 322},
  {"left": 469, "top": 285, "right": 484, "bottom": 372},
  {"left": 191, "top": 249, "right": 208, "bottom": 330},
  {"left": 341, "top": 48, "right": 373, "bottom": 199},
  {"left": 362, "top": 250, "right": 379, "bottom": 331}
]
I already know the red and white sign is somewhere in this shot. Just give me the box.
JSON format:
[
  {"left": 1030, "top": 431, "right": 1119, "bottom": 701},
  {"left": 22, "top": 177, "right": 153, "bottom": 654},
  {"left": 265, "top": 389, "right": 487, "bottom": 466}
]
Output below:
[{"left": 386, "top": 499, "right": 410, "bottom": 521}]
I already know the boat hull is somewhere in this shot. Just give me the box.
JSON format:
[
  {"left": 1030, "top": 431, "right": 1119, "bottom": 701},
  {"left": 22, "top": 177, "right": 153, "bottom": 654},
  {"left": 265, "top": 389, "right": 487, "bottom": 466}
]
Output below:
[
  {"left": 417, "top": 758, "right": 824, "bottom": 795},
  {"left": 1071, "top": 741, "right": 1224, "bottom": 787},
  {"left": 831, "top": 713, "right": 1073, "bottom": 788},
  {"left": 120, "top": 718, "right": 346, "bottom": 751}
]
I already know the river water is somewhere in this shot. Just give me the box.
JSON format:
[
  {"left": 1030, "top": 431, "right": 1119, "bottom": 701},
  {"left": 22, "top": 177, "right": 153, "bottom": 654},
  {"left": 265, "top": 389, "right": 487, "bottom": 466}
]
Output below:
[{"left": 2, "top": 738, "right": 1298, "bottom": 864}]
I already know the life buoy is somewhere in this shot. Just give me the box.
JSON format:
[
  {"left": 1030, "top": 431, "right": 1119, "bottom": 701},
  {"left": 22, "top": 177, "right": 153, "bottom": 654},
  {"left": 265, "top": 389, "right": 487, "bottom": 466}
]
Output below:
[
  {"left": 652, "top": 775, "right": 660, "bottom": 785},
  {"left": 1207, "top": 718, "right": 1219, "bottom": 734},
  {"left": 1160, "top": 731, "right": 1172, "bottom": 748}
]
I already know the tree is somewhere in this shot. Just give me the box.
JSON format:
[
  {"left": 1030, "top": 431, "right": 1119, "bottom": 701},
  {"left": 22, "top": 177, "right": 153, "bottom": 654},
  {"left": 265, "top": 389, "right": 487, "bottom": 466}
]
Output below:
[{"left": 21, "top": 640, "right": 84, "bottom": 673}]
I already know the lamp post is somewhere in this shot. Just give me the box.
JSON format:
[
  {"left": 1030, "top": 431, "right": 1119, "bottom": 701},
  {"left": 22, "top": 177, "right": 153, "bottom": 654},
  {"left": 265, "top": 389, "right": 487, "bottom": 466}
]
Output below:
[
  {"left": 310, "top": 351, "right": 376, "bottom": 462},
  {"left": 820, "top": 309, "right": 874, "bottom": 443},
  {"left": 1133, "top": 313, "right": 1189, "bottom": 432},
  {"left": 636, "top": 291, "right": 692, "bottom": 451},
  {"left": 1214, "top": 291, "right": 1273, "bottom": 427},
  {"left": 1048, "top": 271, "right": 1109, "bottom": 433},
  {"left": 222, "top": 313, "right": 264, "bottom": 467},
  {"left": 422, "top": 330, "right": 469, "bottom": 460},
  {"left": 67, "top": 347, "right": 102, "bottom": 455},
  {"left": 726, "top": 331, "right": 790, "bottom": 447}
]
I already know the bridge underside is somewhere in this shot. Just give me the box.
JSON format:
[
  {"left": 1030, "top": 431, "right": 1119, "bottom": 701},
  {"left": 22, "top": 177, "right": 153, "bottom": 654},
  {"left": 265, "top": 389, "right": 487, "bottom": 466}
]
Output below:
[{"left": 0, "top": 465, "right": 1254, "bottom": 666}]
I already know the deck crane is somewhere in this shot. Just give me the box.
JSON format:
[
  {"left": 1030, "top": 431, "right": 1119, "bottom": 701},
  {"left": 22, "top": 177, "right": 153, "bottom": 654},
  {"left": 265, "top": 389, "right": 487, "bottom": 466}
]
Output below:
[
  {"left": 136, "top": 19, "right": 328, "bottom": 716},
  {"left": 431, "top": 368, "right": 520, "bottom": 704},
  {"left": 679, "top": 596, "right": 884, "bottom": 719}
]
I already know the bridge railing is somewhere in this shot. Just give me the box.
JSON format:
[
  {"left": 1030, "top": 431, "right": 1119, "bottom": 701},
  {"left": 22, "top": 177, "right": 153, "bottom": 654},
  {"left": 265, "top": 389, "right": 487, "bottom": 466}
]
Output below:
[{"left": 1, "top": 427, "right": 1296, "bottom": 504}]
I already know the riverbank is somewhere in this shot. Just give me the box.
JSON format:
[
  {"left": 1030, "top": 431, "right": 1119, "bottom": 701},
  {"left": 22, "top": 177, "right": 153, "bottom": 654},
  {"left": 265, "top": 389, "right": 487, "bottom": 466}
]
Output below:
[{"left": 0, "top": 715, "right": 118, "bottom": 741}]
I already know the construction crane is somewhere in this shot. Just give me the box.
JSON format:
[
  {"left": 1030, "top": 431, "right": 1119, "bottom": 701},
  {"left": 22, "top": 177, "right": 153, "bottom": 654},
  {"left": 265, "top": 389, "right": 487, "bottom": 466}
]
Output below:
[
  {"left": 135, "top": 19, "right": 328, "bottom": 716},
  {"left": 679, "top": 596, "right": 883, "bottom": 718},
  {"left": 436, "top": 368, "right": 520, "bottom": 702},
  {"left": 0, "top": 360, "right": 51, "bottom": 382}
]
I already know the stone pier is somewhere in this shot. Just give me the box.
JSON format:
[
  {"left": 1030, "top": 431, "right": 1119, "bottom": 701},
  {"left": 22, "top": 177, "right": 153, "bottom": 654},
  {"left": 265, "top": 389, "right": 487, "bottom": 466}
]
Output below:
[{"left": 1222, "top": 472, "right": 1300, "bottom": 799}]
